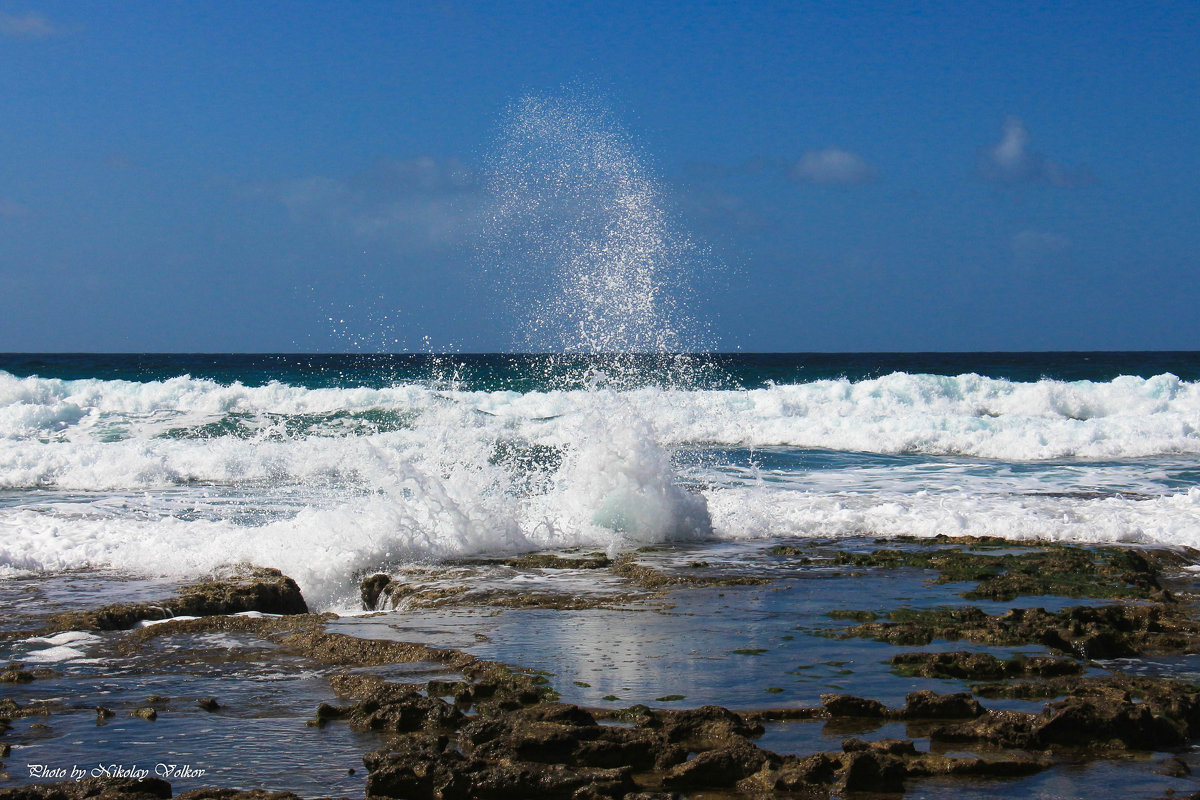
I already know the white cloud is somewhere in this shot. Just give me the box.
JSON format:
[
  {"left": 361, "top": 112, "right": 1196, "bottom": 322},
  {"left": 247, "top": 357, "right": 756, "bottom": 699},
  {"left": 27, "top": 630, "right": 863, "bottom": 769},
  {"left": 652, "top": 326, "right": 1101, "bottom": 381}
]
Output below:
[
  {"left": 981, "top": 117, "right": 1091, "bottom": 187},
  {"left": 790, "top": 148, "right": 877, "bottom": 185},
  {"left": 0, "top": 12, "right": 59, "bottom": 39}
]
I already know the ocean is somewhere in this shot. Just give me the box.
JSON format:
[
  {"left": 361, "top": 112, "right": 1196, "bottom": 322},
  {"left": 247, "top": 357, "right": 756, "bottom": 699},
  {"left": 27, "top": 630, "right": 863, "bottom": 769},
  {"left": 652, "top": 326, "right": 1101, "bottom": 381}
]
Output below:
[{"left": 3, "top": 351, "right": 1199, "bottom": 612}]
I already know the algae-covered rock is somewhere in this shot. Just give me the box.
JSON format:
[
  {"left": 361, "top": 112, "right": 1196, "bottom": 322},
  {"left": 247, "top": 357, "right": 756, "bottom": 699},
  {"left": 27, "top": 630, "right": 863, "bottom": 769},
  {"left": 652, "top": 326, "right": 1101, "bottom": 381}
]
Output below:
[{"left": 835, "top": 601, "right": 1200, "bottom": 658}]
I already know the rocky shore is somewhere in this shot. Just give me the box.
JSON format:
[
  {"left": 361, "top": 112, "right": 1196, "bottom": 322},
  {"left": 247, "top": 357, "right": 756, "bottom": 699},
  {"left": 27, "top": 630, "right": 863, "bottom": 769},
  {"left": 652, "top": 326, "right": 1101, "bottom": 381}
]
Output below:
[{"left": 3, "top": 537, "right": 1200, "bottom": 798}]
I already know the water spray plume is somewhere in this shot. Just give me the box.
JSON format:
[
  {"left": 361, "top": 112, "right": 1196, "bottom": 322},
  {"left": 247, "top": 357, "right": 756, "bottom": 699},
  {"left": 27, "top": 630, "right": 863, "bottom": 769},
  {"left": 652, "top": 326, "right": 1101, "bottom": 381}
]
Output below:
[{"left": 486, "top": 93, "right": 705, "bottom": 366}]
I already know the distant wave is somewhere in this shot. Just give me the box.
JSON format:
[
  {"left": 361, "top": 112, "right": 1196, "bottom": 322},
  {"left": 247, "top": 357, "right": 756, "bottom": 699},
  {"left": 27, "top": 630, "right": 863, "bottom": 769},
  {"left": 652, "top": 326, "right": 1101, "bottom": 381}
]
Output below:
[{"left": 3, "top": 371, "right": 1198, "bottom": 469}]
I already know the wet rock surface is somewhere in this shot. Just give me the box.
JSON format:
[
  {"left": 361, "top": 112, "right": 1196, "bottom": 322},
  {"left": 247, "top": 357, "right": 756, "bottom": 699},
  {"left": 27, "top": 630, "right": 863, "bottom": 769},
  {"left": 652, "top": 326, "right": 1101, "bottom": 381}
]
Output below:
[
  {"left": 37, "top": 568, "right": 307, "bottom": 632},
  {"left": 5, "top": 538, "right": 1200, "bottom": 798},
  {"left": 821, "top": 537, "right": 1175, "bottom": 601},
  {"left": 829, "top": 600, "right": 1200, "bottom": 657}
]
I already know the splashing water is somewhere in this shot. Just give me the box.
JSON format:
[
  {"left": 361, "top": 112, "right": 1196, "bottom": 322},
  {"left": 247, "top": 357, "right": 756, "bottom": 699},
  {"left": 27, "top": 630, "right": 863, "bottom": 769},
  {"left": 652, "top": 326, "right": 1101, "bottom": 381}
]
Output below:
[
  {"left": 486, "top": 93, "right": 706, "bottom": 360},
  {"left": 483, "top": 92, "right": 715, "bottom": 548}
]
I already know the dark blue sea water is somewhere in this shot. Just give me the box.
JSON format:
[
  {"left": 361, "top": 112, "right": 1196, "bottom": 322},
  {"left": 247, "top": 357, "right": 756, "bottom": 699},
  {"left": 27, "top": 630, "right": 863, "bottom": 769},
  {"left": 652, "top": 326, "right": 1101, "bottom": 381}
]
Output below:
[{"left": 4, "top": 351, "right": 1200, "bottom": 390}]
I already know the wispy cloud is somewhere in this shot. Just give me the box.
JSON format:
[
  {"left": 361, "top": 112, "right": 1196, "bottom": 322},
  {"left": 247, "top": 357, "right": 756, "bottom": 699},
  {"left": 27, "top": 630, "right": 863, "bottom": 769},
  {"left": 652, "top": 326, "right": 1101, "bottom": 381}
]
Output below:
[
  {"left": 0, "top": 12, "right": 60, "bottom": 39},
  {"left": 264, "top": 156, "right": 484, "bottom": 251},
  {"left": 790, "top": 148, "right": 877, "bottom": 185},
  {"left": 1012, "top": 229, "right": 1072, "bottom": 264},
  {"left": 981, "top": 117, "right": 1092, "bottom": 187}
]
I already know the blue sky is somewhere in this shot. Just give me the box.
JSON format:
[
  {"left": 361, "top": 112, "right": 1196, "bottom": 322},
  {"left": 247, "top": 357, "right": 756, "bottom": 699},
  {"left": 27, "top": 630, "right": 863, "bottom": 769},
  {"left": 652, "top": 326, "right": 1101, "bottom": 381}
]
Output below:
[{"left": 1, "top": 1, "right": 1197, "bottom": 352}]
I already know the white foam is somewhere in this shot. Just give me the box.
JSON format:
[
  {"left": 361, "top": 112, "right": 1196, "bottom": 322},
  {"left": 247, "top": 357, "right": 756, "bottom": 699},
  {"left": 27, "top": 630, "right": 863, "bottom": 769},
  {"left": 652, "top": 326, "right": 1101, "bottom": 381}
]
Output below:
[
  {"left": 3, "top": 370, "right": 1200, "bottom": 612},
  {"left": 21, "top": 645, "right": 93, "bottom": 663},
  {"left": 24, "top": 631, "right": 101, "bottom": 646}
]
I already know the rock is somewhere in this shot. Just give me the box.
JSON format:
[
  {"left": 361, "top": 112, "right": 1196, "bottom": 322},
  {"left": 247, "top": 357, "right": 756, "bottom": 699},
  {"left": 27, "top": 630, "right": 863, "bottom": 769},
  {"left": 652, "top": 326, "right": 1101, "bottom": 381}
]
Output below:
[
  {"left": 0, "top": 663, "right": 39, "bottom": 683},
  {"left": 820, "top": 694, "right": 889, "bottom": 718},
  {"left": 842, "top": 737, "right": 916, "bottom": 755},
  {"left": 0, "top": 777, "right": 172, "bottom": 800},
  {"left": 839, "top": 749, "right": 906, "bottom": 793},
  {"left": 130, "top": 707, "right": 158, "bottom": 721},
  {"left": 769, "top": 753, "right": 841, "bottom": 791},
  {"left": 325, "top": 680, "right": 462, "bottom": 733},
  {"left": 41, "top": 567, "right": 308, "bottom": 632},
  {"left": 364, "top": 734, "right": 636, "bottom": 799},
  {"left": 197, "top": 697, "right": 220, "bottom": 712},
  {"left": 360, "top": 573, "right": 393, "bottom": 610},
  {"left": 901, "top": 690, "right": 985, "bottom": 719},
  {"left": 515, "top": 702, "right": 598, "bottom": 727},
  {"left": 662, "top": 740, "right": 767, "bottom": 789},
  {"left": 1157, "top": 756, "right": 1192, "bottom": 777},
  {"left": 931, "top": 710, "right": 1041, "bottom": 749},
  {"left": 96, "top": 706, "right": 115, "bottom": 721},
  {"left": 655, "top": 705, "right": 763, "bottom": 742},
  {"left": 1036, "top": 694, "right": 1187, "bottom": 749},
  {"left": 170, "top": 567, "right": 308, "bottom": 617},
  {"left": 891, "top": 650, "right": 1008, "bottom": 680}
]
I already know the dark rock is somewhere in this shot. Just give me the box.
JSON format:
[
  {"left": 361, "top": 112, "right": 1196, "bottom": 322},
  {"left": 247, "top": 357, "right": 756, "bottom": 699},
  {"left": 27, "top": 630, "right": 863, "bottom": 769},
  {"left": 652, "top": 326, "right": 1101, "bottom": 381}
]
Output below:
[
  {"left": 769, "top": 753, "right": 841, "bottom": 791},
  {"left": 95, "top": 706, "right": 115, "bottom": 720},
  {"left": 170, "top": 567, "right": 308, "bottom": 618},
  {"left": 931, "top": 710, "right": 1041, "bottom": 749},
  {"left": 901, "top": 690, "right": 985, "bottom": 719},
  {"left": 840, "top": 749, "right": 906, "bottom": 793},
  {"left": 130, "top": 707, "right": 157, "bottom": 721},
  {"left": 360, "top": 573, "right": 392, "bottom": 611},
  {"left": 891, "top": 650, "right": 1008, "bottom": 679},
  {"left": 656, "top": 705, "right": 763, "bottom": 742},
  {"left": 891, "top": 650, "right": 1085, "bottom": 681},
  {"left": 1157, "top": 756, "right": 1192, "bottom": 777},
  {"left": 0, "top": 663, "right": 40, "bottom": 683},
  {"left": 365, "top": 734, "right": 635, "bottom": 799},
  {"left": 41, "top": 567, "right": 307, "bottom": 632},
  {"left": 1036, "top": 694, "right": 1187, "bottom": 749},
  {"left": 821, "top": 694, "right": 888, "bottom": 718},
  {"left": 842, "top": 737, "right": 917, "bottom": 755},
  {"left": 662, "top": 740, "right": 767, "bottom": 789},
  {"left": 0, "top": 777, "right": 172, "bottom": 800},
  {"left": 515, "top": 701, "right": 598, "bottom": 727},
  {"left": 197, "top": 697, "right": 220, "bottom": 712}
]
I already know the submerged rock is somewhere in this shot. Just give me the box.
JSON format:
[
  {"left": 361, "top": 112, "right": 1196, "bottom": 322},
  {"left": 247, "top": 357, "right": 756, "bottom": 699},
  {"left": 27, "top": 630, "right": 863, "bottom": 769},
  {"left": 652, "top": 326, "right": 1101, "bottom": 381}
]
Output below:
[
  {"left": 890, "top": 650, "right": 1083, "bottom": 680},
  {"left": 834, "top": 601, "right": 1200, "bottom": 658},
  {"left": 1, "top": 663, "right": 54, "bottom": 683}
]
